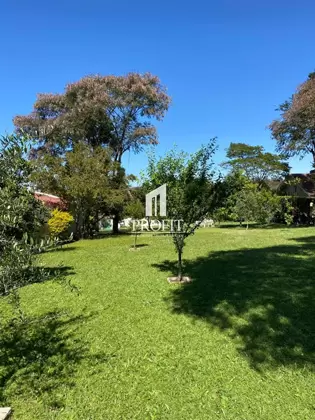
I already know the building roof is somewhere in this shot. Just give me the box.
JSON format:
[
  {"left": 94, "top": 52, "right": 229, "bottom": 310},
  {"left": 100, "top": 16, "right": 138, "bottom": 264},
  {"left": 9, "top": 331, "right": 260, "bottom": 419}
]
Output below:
[
  {"left": 34, "top": 191, "right": 63, "bottom": 207},
  {"left": 265, "top": 180, "right": 282, "bottom": 191}
]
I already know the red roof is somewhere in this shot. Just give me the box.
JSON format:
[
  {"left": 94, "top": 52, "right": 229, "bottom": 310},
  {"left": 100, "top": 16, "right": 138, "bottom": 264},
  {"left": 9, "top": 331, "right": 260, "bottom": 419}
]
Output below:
[{"left": 35, "top": 192, "right": 64, "bottom": 208}]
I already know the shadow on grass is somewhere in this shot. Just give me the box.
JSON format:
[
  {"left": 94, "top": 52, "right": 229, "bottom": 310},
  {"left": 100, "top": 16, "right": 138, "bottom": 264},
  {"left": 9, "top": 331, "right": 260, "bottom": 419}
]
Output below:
[
  {"left": 40, "top": 265, "right": 75, "bottom": 277},
  {"left": 42, "top": 265, "right": 75, "bottom": 279},
  {"left": 290, "top": 236, "right": 315, "bottom": 243},
  {"left": 216, "top": 223, "right": 310, "bottom": 229},
  {"left": 22, "top": 266, "right": 76, "bottom": 292},
  {"left": 129, "top": 244, "right": 149, "bottom": 249},
  {"left": 45, "top": 246, "right": 78, "bottom": 254},
  {"left": 0, "top": 311, "right": 112, "bottom": 411},
  {"left": 153, "top": 237, "right": 315, "bottom": 371},
  {"left": 92, "top": 230, "right": 132, "bottom": 240}
]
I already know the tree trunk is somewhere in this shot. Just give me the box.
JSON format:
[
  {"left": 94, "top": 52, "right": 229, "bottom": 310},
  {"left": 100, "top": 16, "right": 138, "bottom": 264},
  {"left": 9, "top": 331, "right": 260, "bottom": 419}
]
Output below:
[
  {"left": 74, "top": 209, "right": 84, "bottom": 240},
  {"left": 134, "top": 233, "right": 138, "bottom": 249},
  {"left": 177, "top": 249, "right": 183, "bottom": 281},
  {"left": 112, "top": 213, "right": 120, "bottom": 234},
  {"left": 94, "top": 210, "right": 100, "bottom": 234},
  {"left": 246, "top": 222, "right": 249, "bottom": 229}
]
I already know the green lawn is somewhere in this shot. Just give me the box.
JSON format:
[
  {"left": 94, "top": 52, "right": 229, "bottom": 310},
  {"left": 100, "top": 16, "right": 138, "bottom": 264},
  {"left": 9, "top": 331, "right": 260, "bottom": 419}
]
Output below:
[{"left": 1, "top": 227, "right": 315, "bottom": 419}]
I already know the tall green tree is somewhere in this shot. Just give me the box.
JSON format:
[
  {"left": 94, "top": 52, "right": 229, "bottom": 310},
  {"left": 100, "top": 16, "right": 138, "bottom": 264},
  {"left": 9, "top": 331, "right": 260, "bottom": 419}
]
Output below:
[
  {"left": 270, "top": 72, "right": 315, "bottom": 165},
  {"left": 33, "top": 142, "right": 128, "bottom": 239},
  {"left": 14, "top": 72, "right": 171, "bottom": 233},
  {"left": 213, "top": 170, "right": 248, "bottom": 219},
  {"left": 143, "top": 141, "right": 217, "bottom": 281},
  {"left": 222, "top": 142, "right": 289, "bottom": 184}
]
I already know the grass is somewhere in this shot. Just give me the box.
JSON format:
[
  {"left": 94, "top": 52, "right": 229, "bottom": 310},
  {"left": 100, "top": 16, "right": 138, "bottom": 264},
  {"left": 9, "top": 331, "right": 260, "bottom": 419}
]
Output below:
[{"left": 1, "top": 226, "right": 315, "bottom": 419}]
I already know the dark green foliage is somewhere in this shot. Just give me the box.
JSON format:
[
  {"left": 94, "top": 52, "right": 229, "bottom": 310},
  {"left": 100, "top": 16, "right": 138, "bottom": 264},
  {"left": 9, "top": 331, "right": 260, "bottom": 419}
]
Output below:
[
  {"left": 213, "top": 170, "right": 248, "bottom": 221},
  {"left": 33, "top": 142, "right": 128, "bottom": 239},
  {"left": 223, "top": 142, "right": 289, "bottom": 184},
  {"left": 0, "top": 134, "right": 51, "bottom": 300},
  {"left": 232, "top": 183, "right": 281, "bottom": 228}
]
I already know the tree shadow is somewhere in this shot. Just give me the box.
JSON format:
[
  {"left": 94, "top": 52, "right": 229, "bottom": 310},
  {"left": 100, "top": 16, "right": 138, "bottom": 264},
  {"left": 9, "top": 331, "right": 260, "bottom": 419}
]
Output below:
[
  {"left": 129, "top": 244, "right": 149, "bottom": 249},
  {"left": 92, "top": 230, "right": 132, "bottom": 240},
  {"left": 153, "top": 238, "right": 315, "bottom": 371},
  {"left": 41, "top": 265, "right": 75, "bottom": 277},
  {"left": 44, "top": 246, "right": 78, "bottom": 254},
  {"left": 216, "top": 223, "right": 308, "bottom": 229},
  {"left": 0, "top": 311, "right": 113, "bottom": 412},
  {"left": 21, "top": 265, "right": 76, "bottom": 291},
  {"left": 290, "top": 235, "right": 315, "bottom": 243}
]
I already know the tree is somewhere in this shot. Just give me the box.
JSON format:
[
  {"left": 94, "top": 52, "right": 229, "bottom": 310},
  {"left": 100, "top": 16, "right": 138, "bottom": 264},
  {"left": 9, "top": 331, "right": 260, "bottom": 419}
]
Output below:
[
  {"left": 124, "top": 199, "right": 145, "bottom": 250},
  {"left": 14, "top": 73, "right": 171, "bottom": 233},
  {"left": 33, "top": 142, "right": 128, "bottom": 239},
  {"left": 212, "top": 207, "right": 228, "bottom": 226},
  {"left": 0, "top": 134, "right": 48, "bottom": 241},
  {"left": 13, "top": 73, "right": 171, "bottom": 160},
  {"left": 222, "top": 142, "right": 289, "bottom": 184},
  {"left": 66, "top": 73, "right": 171, "bottom": 163},
  {"left": 270, "top": 72, "right": 315, "bottom": 165},
  {"left": 143, "top": 141, "right": 217, "bottom": 282},
  {"left": 212, "top": 170, "right": 248, "bottom": 222},
  {"left": 0, "top": 134, "right": 51, "bottom": 312},
  {"left": 233, "top": 183, "right": 280, "bottom": 229}
]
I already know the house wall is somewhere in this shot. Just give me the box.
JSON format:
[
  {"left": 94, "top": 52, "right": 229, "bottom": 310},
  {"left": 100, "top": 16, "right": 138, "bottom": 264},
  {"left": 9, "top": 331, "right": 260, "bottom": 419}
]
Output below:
[{"left": 285, "top": 185, "right": 308, "bottom": 198}]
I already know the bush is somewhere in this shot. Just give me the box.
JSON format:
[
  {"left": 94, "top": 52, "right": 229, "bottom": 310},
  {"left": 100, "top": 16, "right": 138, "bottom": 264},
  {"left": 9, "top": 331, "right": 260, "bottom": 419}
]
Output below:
[
  {"left": 48, "top": 209, "right": 74, "bottom": 239},
  {"left": 0, "top": 134, "right": 51, "bottom": 308},
  {"left": 233, "top": 183, "right": 281, "bottom": 227}
]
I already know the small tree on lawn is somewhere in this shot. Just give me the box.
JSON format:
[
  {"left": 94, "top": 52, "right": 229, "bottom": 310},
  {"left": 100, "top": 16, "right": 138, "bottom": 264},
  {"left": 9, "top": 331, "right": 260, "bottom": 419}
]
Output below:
[
  {"left": 233, "top": 183, "right": 281, "bottom": 228},
  {"left": 143, "top": 140, "right": 217, "bottom": 282},
  {"left": 233, "top": 185, "right": 258, "bottom": 228},
  {"left": 124, "top": 199, "right": 145, "bottom": 250},
  {"left": 213, "top": 207, "right": 228, "bottom": 226}
]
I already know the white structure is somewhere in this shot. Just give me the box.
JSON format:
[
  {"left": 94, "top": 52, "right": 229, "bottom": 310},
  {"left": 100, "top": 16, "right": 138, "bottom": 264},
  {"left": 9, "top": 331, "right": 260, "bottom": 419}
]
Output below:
[{"left": 145, "top": 184, "right": 167, "bottom": 217}]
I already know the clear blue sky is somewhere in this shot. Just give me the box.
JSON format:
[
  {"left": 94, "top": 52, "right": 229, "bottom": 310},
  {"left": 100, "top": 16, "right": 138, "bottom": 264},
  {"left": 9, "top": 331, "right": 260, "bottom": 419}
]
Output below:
[{"left": 1, "top": 0, "right": 315, "bottom": 175}]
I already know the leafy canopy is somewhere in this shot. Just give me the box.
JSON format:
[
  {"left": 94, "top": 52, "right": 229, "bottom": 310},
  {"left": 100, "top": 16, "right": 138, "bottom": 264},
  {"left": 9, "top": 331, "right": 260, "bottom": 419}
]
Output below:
[
  {"left": 270, "top": 72, "right": 315, "bottom": 164},
  {"left": 223, "top": 142, "right": 289, "bottom": 183},
  {"left": 33, "top": 142, "right": 128, "bottom": 238},
  {"left": 14, "top": 72, "right": 171, "bottom": 163},
  {"left": 233, "top": 182, "right": 281, "bottom": 228},
  {"left": 142, "top": 140, "right": 217, "bottom": 279}
]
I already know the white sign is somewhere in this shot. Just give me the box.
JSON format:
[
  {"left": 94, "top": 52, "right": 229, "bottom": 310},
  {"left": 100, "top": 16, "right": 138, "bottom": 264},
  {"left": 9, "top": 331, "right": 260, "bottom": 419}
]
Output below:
[{"left": 145, "top": 184, "right": 167, "bottom": 217}]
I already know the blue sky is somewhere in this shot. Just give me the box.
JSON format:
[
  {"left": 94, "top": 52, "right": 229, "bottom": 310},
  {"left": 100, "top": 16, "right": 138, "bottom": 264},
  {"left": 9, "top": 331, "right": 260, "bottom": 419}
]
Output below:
[{"left": 1, "top": 0, "right": 315, "bottom": 175}]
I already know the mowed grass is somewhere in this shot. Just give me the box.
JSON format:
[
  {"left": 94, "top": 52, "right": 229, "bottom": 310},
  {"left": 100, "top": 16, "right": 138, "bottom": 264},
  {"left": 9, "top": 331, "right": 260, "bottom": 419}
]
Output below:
[{"left": 1, "top": 226, "right": 315, "bottom": 419}]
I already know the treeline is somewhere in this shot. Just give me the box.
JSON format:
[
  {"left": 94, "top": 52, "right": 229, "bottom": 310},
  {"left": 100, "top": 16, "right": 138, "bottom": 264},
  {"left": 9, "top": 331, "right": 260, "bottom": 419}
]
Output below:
[
  {"left": 11, "top": 70, "right": 315, "bottom": 239},
  {"left": 14, "top": 73, "right": 171, "bottom": 239}
]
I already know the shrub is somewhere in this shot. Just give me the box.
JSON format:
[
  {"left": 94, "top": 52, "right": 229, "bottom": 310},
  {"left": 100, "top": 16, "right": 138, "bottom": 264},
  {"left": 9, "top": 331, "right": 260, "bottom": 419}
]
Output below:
[
  {"left": 0, "top": 134, "right": 52, "bottom": 311},
  {"left": 48, "top": 209, "right": 74, "bottom": 239}
]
